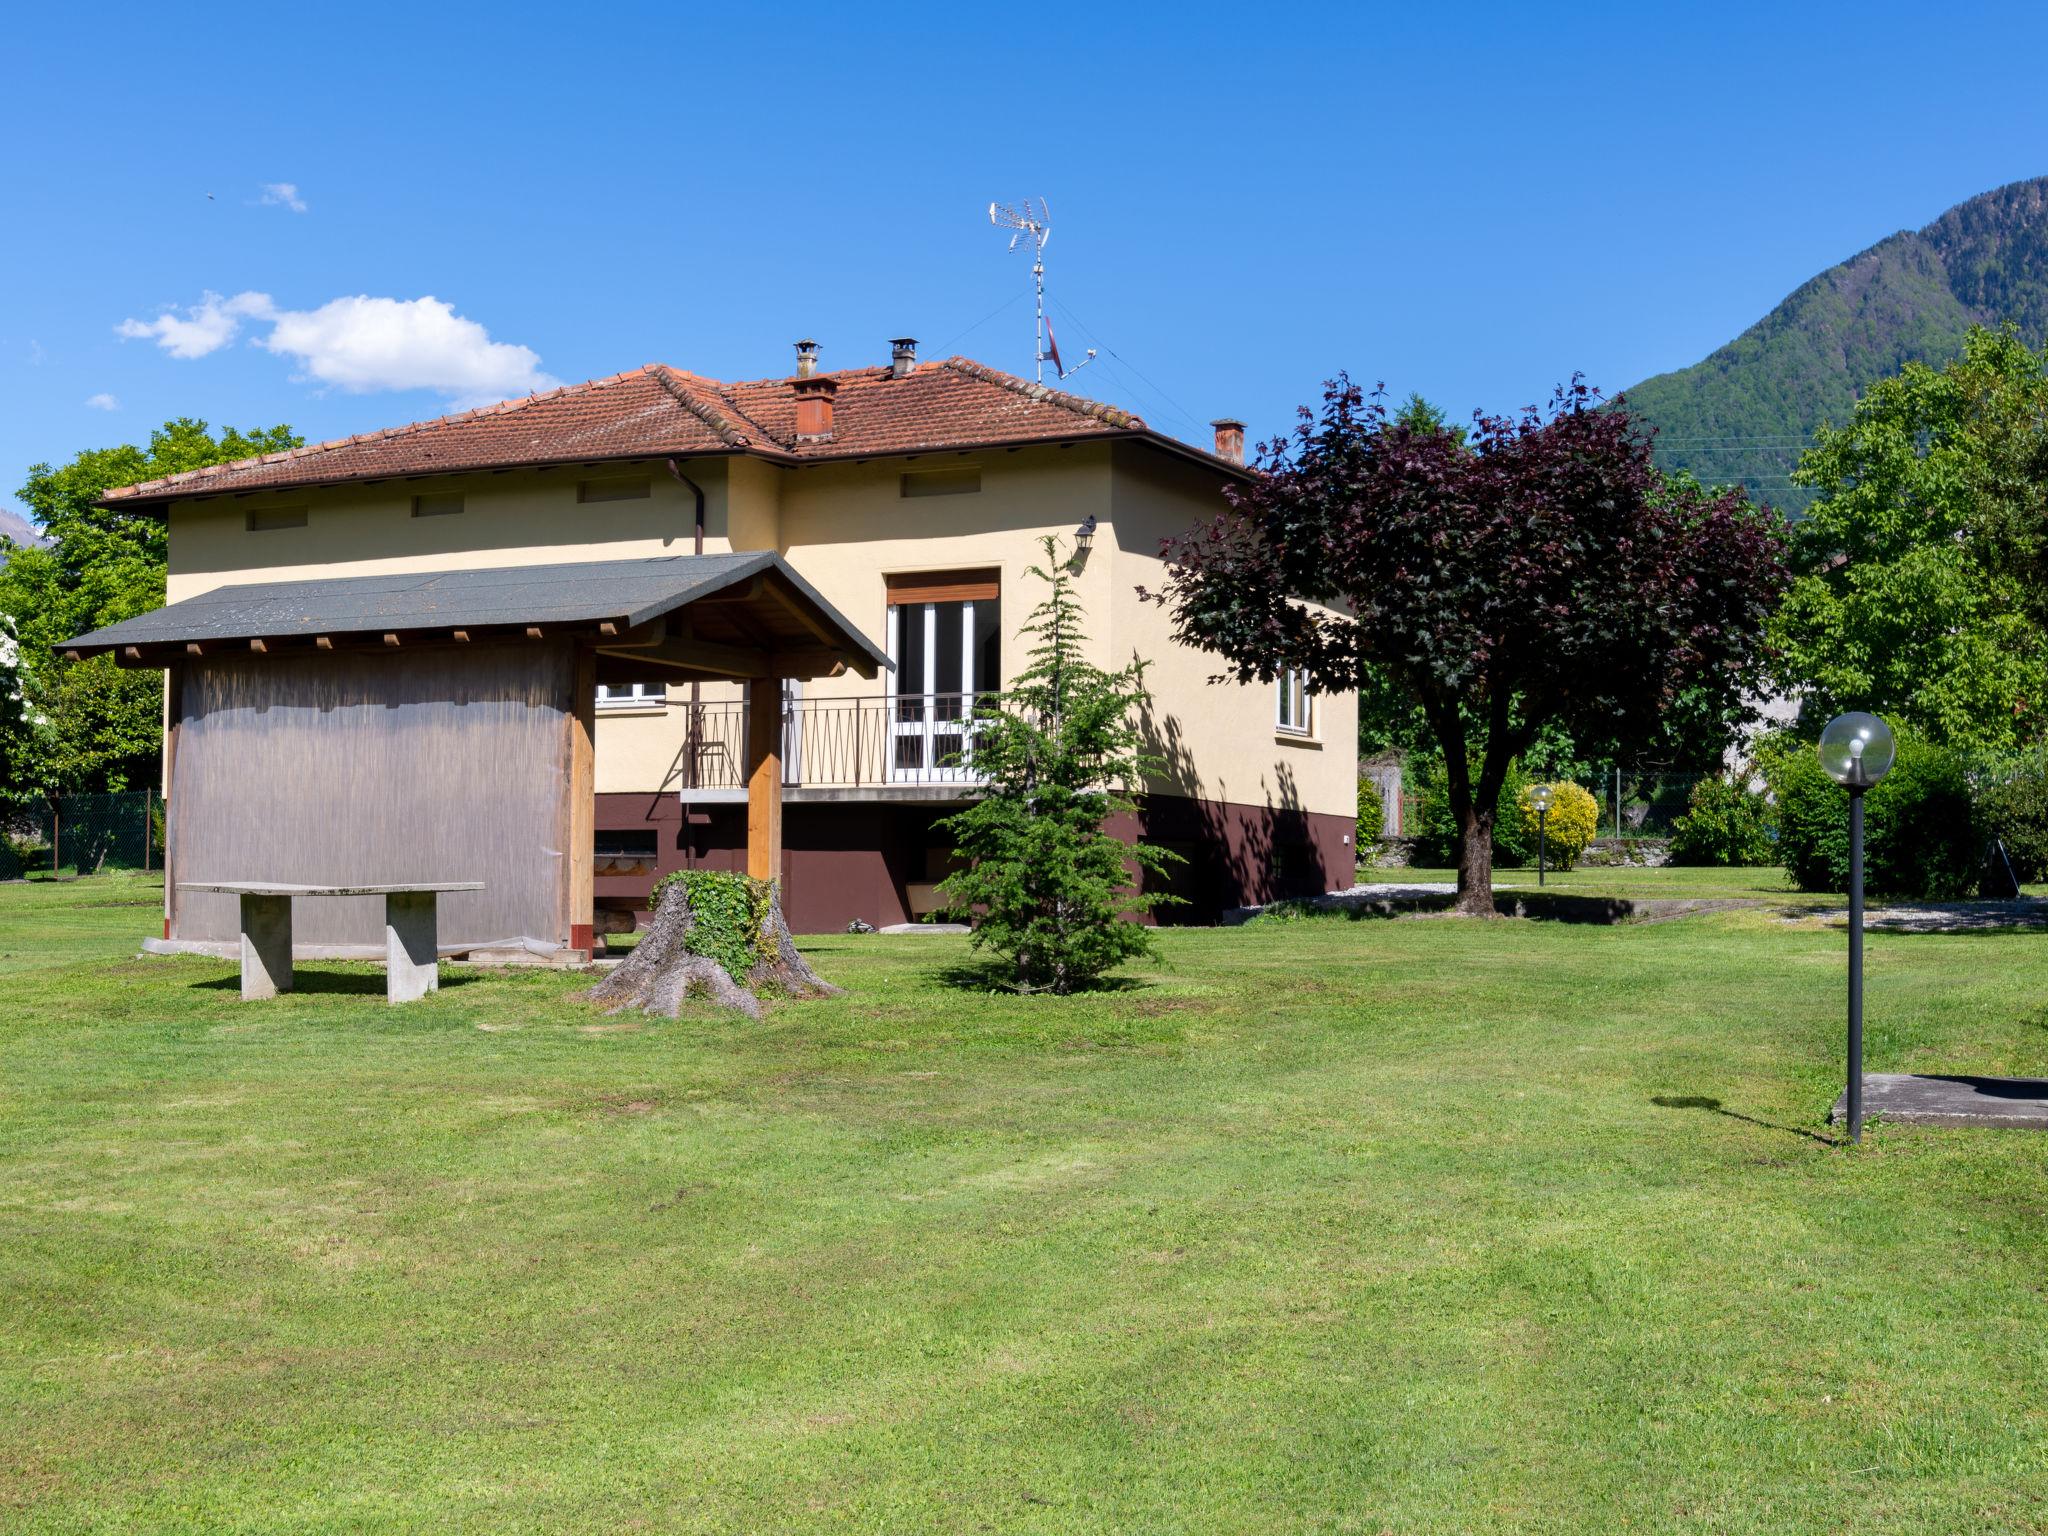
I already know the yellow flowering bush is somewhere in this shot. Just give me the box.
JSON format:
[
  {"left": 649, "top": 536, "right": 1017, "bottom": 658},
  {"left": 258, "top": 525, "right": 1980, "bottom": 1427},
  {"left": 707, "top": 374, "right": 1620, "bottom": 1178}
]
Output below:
[{"left": 1517, "top": 780, "right": 1599, "bottom": 868}]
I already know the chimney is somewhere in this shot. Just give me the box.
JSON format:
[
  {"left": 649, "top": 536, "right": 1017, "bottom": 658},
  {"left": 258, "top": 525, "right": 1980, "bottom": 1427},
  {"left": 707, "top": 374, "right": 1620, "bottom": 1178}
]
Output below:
[
  {"left": 793, "top": 375, "right": 837, "bottom": 441},
  {"left": 889, "top": 336, "right": 918, "bottom": 379},
  {"left": 1211, "top": 418, "right": 1246, "bottom": 464},
  {"left": 793, "top": 338, "right": 819, "bottom": 378}
]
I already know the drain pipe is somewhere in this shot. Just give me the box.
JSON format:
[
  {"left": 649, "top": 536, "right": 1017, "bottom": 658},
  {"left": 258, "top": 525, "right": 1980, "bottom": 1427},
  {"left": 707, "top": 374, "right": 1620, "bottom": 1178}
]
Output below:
[{"left": 666, "top": 460, "right": 707, "bottom": 868}]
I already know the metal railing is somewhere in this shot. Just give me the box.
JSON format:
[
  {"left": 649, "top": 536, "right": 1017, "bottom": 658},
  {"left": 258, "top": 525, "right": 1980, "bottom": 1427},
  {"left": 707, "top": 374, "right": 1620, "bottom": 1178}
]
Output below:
[{"left": 674, "top": 693, "right": 989, "bottom": 791}]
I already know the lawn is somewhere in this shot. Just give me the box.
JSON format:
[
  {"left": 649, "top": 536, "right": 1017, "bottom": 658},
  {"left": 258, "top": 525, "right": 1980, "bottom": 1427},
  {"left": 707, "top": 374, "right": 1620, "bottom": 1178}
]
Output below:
[{"left": 4, "top": 873, "right": 2047, "bottom": 1533}]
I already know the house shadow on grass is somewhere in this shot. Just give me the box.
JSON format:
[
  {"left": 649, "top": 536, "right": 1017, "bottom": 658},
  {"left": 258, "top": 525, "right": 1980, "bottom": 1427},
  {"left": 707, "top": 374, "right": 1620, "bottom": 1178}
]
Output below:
[
  {"left": 192, "top": 967, "right": 482, "bottom": 996},
  {"left": 1652, "top": 1093, "right": 1839, "bottom": 1146}
]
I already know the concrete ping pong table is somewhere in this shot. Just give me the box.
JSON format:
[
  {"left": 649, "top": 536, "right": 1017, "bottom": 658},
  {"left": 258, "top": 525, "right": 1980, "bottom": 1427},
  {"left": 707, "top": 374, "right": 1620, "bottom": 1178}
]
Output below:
[{"left": 177, "top": 881, "right": 485, "bottom": 1004}]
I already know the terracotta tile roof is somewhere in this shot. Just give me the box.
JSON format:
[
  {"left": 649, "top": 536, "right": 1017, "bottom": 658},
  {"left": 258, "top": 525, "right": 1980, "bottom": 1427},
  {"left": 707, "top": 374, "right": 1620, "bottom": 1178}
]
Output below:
[{"left": 103, "top": 355, "right": 1213, "bottom": 506}]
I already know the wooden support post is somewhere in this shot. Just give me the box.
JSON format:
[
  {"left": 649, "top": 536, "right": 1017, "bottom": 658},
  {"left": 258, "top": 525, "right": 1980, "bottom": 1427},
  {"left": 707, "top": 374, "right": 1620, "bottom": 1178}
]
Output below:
[
  {"left": 746, "top": 676, "right": 784, "bottom": 884},
  {"left": 567, "top": 647, "right": 596, "bottom": 956},
  {"left": 162, "top": 664, "right": 181, "bottom": 939}
]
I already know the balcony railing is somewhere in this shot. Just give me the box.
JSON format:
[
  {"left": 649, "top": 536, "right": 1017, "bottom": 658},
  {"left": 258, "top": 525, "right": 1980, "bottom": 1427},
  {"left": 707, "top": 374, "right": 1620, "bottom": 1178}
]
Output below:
[{"left": 671, "top": 693, "right": 989, "bottom": 791}]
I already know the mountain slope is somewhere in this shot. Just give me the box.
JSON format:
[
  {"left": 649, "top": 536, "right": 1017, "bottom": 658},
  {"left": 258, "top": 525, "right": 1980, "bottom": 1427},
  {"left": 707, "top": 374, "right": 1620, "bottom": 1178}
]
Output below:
[{"left": 1623, "top": 176, "right": 2048, "bottom": 508}]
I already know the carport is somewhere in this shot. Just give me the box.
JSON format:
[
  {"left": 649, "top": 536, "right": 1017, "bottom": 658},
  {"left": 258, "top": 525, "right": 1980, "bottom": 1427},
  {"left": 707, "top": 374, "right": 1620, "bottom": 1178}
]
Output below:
[{"left": 60, "top": 552, "right": 888, "bottom": 959}]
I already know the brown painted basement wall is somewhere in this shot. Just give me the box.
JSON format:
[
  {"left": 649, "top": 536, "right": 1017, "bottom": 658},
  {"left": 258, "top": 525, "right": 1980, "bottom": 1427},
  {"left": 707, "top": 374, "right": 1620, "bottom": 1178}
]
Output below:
[
  {"left": 171, "top": 643, "right": 574, "bottom": 949},
  {"left": 596, "top": 792, "right": 1354, "bottom": 933}
]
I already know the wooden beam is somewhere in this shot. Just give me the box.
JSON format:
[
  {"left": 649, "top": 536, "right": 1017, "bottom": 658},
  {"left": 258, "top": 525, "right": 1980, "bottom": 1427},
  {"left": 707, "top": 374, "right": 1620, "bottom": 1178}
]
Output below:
[
  {"left": 762, "top": 578, "right": 842, "bottom": 648},
  {"left": 123, "top": 646, "right": 142, "bottom": 662},
  {"left": 451, "top": 629, "right": 471, "bottom": 643},
  {"left": 382, "top": 633, "right": 401, "bottom": 647},
  {"left": 525, "top": 626, "right": 544, "bottom": 640},
  {"left": 594, "top": 636, "right": 769, "bottom": 678},
  {"left": 567, "top": 647, "right": 596, "bottom": 956},
  {"left": 746, "top": 676, "right": 783, "bottom": 885},
  {"left": 185, "top": 642, "right": 205, "bottom": 657},
  {"left": 693, "top": 576, "right": 767, "bottom": 605},
  {"left": 249, "top": 638, "right": 268, "bottom": 654},
  {"left": 315, "top": 636, "right": 334, "bottom": 650},
  {"left": 598, "top": 620, "right": 619, "bottom": 637}
]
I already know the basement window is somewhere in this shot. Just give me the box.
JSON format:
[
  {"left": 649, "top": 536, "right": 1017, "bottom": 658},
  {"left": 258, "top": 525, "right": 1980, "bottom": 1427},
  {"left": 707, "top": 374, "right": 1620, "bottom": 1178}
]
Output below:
[
  {"left": 577, "top": 475, "right": 652, "bottom": 504},
  {"left": 900, "top": 467, "right": 982, "bottom": 499},
  {"left": 412, "top": 492, "right": 465, "bottom": 517},
  {"left": 245, "top": 505, "right": 308, "bottom": 532},
  {"left": 594, "top": 829, "right": 658, "bottom": 877}
]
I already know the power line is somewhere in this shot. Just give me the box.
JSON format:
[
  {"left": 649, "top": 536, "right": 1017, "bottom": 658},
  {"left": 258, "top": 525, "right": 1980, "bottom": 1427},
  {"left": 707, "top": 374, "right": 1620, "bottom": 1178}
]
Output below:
[{"left": 931, "top": 286, "right": 1032, "bottom": 360}]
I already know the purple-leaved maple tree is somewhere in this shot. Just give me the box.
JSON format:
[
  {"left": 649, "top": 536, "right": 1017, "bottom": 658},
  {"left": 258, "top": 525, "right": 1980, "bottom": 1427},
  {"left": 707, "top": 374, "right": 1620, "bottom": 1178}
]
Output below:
[{"left": 1152, "top": 378, "right": 1789, "bottom": 914}]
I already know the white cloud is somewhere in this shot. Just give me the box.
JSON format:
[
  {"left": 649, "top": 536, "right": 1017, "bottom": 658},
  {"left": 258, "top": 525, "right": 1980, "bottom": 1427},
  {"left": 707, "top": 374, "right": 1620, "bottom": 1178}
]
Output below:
[
  {"left": 259, "top": 182, "right": 308, "bottom": 213},
  {"left": 257, "top": 295, "right": 558, "bottom": 404},
  {"left": 113, "top": 289, "right": 556, "bottom": 406},
  {"left": 84, "top": 392, "right": 120, "bottom": 411},
  {"left": 116, "top": 290, "right": 275, "bottom": 359}
]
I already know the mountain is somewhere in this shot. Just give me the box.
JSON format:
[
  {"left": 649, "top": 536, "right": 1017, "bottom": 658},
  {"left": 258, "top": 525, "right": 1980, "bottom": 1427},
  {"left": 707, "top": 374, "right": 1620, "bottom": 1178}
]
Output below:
[
  {"left": 1622, "top": 176, "right": 2048, "bottom": 510},
  {"left": 0, "top": 506, "right": 45, "bottom": 549}
]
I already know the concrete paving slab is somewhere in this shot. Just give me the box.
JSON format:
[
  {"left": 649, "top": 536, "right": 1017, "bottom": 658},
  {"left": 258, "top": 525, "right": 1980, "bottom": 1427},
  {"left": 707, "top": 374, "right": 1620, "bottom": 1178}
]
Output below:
[{"left": 1832, "top": 1073, "right": 2048, "bottom": 1129}]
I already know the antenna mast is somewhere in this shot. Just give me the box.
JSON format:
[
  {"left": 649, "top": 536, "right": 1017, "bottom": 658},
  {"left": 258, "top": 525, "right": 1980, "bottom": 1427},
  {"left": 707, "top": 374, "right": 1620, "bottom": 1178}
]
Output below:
[{"left": 987, "top": 197, "right": 1095, "bottom": 383}]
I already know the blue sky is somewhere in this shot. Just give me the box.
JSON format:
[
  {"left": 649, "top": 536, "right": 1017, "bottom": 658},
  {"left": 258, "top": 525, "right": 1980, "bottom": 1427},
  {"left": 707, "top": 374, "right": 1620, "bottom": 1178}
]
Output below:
[{"left": 6, "top": 0, "right": 2048, "bottom": 522}]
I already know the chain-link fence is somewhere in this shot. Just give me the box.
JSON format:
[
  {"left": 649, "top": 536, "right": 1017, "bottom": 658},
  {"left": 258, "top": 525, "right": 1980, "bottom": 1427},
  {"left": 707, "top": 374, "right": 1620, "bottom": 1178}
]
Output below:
[
  {"left": 2, "top": 790, "right": 164, "bottom": 879},
  {"left": 1595, "top": 769, "right": 1708, "bottom": 840}
]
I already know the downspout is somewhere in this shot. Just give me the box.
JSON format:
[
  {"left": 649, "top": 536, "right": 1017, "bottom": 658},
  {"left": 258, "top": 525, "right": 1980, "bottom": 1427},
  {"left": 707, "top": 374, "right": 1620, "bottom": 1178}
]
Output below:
[{"left": 666, "top": 460, "right": 707, "bottom": 868}]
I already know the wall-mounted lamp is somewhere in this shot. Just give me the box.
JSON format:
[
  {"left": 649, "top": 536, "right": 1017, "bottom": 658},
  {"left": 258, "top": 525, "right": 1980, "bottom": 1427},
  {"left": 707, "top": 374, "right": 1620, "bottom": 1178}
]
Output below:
[{"left": 1073, "top": 514, "right": 1097, "bottom": 553}]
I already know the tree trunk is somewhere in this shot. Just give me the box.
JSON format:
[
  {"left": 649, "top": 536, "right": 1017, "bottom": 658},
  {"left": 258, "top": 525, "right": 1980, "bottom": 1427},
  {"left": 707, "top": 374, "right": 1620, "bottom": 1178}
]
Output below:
[
  {"left": 580, "top": 881, "right": 841, "bottom": 1019},
  {"left": 1455, "top": 806, "right": 1498, "bottom": 917},
  {"left": 747, "top": 887, "right": 844, "bottom": 1000}
]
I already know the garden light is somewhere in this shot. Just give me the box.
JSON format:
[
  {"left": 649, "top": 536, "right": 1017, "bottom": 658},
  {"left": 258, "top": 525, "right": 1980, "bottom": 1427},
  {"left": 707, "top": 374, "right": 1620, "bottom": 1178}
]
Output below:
[
  {"left": 1819, "top": 711, "right": 1895, "bottom": 1142},
  {"left": 1529, "top": 783, "right": 1554, "bottom": 886}
]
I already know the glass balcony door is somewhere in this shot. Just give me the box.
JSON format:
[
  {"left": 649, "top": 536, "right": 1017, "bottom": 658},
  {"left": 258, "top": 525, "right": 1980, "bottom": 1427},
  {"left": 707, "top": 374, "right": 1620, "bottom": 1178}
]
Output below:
[{"left": 888, "top": 595, "right": 998, "bottom": 782}]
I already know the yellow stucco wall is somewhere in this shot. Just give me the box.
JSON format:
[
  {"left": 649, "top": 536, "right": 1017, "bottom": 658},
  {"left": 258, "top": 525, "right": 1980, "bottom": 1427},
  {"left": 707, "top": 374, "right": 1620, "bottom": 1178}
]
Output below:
[{"left": 160, "top": 442, "right": 1358, "bottom": 821}]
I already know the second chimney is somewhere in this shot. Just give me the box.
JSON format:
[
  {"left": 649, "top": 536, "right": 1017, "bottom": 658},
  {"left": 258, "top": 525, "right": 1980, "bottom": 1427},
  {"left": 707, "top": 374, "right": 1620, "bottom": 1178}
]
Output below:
[
  {"left": 793, "top": 338, "right": 819, "bottom": 378},
  {"left": 1211, "top": 418, "right": 1246, "bottom": 464},
  {"left": 889, "top": 336, "right": 918, "bottom": 379},
  {"left": 793, "top": 375, "right": 837, "bottom": 441}
]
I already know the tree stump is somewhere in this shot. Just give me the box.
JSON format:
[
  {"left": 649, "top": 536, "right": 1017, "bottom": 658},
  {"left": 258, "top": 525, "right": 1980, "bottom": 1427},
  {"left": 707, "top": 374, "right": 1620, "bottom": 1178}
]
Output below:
[{"left": 581, "top": 881, "right": 840, "bottom": 1019}]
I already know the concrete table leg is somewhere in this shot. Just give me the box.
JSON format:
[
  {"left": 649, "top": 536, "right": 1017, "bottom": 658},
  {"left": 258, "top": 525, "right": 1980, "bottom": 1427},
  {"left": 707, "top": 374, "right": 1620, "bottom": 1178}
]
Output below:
[
  {"left": 239, "top": 894, "right": 293, "bottom": 1000},
  {"left": 385, "top": 892, "right": 440, "bottom": 1004}
]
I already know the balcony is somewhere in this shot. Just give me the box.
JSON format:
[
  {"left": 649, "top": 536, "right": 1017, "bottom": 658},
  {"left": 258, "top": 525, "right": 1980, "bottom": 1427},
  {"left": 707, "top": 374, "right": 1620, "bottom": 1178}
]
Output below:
[{"left": 668, "top": 693, "right": 988, "bottom": 800}]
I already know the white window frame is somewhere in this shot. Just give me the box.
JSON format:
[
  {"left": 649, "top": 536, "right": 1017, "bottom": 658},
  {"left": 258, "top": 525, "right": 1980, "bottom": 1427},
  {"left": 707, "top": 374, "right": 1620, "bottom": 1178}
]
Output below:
[
  {"left": 1276, "top": 667, "right": 1314, "bottom": 737},
  {"left": 596, "top": 681, "right": 668, "bottom": 713}
]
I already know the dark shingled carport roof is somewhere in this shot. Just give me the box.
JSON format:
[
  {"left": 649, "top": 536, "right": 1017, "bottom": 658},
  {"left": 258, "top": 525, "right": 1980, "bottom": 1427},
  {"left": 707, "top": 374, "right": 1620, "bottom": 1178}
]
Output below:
[{"left": 59, "top": 551, "right": 890, "bottom": 670}]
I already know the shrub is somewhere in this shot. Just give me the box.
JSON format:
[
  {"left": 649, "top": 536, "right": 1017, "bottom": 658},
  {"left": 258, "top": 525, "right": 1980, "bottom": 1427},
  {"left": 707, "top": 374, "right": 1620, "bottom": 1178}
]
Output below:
[
  {"left": 648, "top": 868, "right": 775, "bottom": 983},
  {"left": 1356, "top": 779, "right": 1385, "bottom": 848},
  {"left": 1770, "top": 733, "right": 1980, "bottom": 897},
  {"left": 1977, "top": 759, "right": 2048, "bottom": 882},
  {"left": 1669, "top": 771, "right": 1777, "bottom": 866},
  {"left": 1517, "top": 781, "right": 1599, "bottom": 867}
]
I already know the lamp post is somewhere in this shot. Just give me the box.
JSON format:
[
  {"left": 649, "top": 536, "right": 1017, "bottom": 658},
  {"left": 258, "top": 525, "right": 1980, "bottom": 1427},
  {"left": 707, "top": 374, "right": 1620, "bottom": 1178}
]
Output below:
[
  {"left": 1529, "top": 783, "right": 1554, "bottom": 886},
  {"left": 1818, "top": 712, "right": 1896, "bottom": 1143}
]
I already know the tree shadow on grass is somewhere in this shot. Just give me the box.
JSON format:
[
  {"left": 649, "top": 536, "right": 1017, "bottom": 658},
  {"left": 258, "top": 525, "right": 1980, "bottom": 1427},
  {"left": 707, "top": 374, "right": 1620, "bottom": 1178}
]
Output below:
[
  {"left": 192, "top": 968, "right": 481, "bottom": 996},
  {"left": 928, "top": 962, "right": 1152, "bottom": 996},
  {"left": 1652, "top": 1093, "right": 1840, "bottom": 1146}
]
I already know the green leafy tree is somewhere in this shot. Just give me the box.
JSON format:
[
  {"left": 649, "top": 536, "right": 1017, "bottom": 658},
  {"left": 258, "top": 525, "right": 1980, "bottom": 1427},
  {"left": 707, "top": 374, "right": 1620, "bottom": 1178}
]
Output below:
[
  {"left": 0, "top": 417, "right": 298, "bottom": 799},
  {"left": 1773, "top": 327, "right": 2048, "bottom": 751},
  {"left": 937, "top": 538, "right": 1178, "bottom": 992}
]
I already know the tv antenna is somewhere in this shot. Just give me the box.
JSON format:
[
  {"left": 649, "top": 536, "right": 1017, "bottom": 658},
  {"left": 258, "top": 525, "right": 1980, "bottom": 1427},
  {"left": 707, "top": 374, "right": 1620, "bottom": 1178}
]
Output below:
[{"left": 988, "top": 197, "right": 1095, "bottom": 384}]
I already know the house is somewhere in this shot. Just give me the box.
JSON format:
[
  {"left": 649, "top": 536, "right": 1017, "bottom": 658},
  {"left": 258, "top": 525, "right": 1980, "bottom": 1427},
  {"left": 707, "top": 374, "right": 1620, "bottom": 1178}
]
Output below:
[{"left": 82, "top": 340, "right": 1358, "bottom": 938}]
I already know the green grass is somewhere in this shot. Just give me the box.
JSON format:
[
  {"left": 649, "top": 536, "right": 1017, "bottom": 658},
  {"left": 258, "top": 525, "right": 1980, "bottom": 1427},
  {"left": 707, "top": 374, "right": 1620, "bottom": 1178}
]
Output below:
[{"left": 5, "top": 872, "right": 2048, "bottom": 1533}]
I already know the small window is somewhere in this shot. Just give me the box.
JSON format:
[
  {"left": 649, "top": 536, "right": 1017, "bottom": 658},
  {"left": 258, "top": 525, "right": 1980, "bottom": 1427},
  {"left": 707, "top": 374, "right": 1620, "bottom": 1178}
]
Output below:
[
  {"left": 578, "top": 475, "right": 651, "bottom": 504},
  {"left": 597, "top": 681, "right": 666, "bottom": 711},
  {"left": 900, "top": 467, "right": 982, "bottom": 498},
  {"left": 245, "top": 505, "right": 307, "bottom": 532},
  {"left": 1276, "top": 668, "right": 1313, "bottom": 736},
  {"left": 412, "top": 492, "right": 464, "bottom": 518}
]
